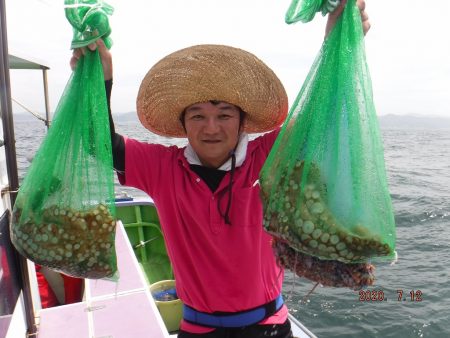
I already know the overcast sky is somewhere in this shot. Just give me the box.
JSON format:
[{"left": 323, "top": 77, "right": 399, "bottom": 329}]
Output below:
[{"left": 5, "top": 0, "right": 450, "bottom": 119}]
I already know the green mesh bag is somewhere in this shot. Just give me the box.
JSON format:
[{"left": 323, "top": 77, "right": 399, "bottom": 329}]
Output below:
[
  {"left": 260, "top": 0, "right": 396, "bottom": 274},
  {"left": 65, "top": 0, "right": 114, "bottom": 49},
  {"left": 10, "top": 9, "right": 116, "bottom": 278},
  {"left": 285, "top": 0, "right": 341, "bottom": 23}
]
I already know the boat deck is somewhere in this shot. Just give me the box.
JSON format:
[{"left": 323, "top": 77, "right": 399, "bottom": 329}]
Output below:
[{"left": 38, "top": 222, "right": 169, "bottom": 337}]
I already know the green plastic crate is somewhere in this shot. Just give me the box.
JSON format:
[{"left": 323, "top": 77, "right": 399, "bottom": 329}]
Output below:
[{"left": 116, "top": 202, "right": 173, "bottom": 284}]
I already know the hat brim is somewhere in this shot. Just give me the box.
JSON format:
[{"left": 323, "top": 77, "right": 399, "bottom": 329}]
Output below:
[{"left": 137, "top": 44, "right": 288, "bottom": 137}]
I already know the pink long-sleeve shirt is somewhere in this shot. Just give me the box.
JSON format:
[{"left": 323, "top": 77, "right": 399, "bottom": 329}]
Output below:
[{"left": 118, "top": 130, "right": 287, "bottom": 333}]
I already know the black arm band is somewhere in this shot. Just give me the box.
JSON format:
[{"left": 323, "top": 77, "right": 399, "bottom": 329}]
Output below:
[{"left": 105, "top": 79, "right": 125, "bottom": 172}]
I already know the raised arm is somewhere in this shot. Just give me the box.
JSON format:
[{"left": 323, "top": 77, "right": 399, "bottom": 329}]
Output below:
[{"left": 70, "top": 40, "right": 125, "bottom": 173}]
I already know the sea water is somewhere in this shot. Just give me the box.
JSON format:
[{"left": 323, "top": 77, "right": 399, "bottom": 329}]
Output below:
[{"left": 14, "top": 119, "right": 450, "bottom": 338}]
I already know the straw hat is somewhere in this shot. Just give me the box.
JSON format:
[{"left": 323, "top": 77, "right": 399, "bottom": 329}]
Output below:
[{"left": 136, "top": 44, "right": 288, "bottom": 137}]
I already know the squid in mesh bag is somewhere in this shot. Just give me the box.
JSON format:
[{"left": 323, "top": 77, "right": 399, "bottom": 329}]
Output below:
[
  {"left": 260, "top": 0, "right": 396, "bottom": 290},
  {"left": 10, "top": 0, "right": 117, "bottom": 279}
]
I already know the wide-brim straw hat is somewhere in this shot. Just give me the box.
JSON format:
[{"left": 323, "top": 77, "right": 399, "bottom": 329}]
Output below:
[{"left": 136, "top": 44, "right": 288, "bottom": 137}]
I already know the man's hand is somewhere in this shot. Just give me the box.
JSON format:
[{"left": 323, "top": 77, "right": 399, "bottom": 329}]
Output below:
[
  {"left": 69, "top": 39, "right": 113, "bottom": 81},
  {"left": 325, "top": 0, "right": 370, "bottom": 38}
]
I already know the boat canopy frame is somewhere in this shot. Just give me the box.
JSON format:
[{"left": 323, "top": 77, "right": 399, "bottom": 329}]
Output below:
[{"left": 8, "top": 52, "right": 52, "bottom": 128}]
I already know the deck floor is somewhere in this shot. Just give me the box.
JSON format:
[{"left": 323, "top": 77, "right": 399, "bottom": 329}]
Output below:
[{"left": 37, "top": 222, "right": 169, "bottom": 338}]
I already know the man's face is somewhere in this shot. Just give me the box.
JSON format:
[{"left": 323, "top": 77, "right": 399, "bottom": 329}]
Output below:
[{"left": 184, "top": 101, "right": 241, "bottom": 168}]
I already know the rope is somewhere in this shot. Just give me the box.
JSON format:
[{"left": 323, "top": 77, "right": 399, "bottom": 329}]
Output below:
[
  {"left": 302, "top": 282, "right": 320, "bottom": 303},
  {"left": 11, "top": 98, "right": 49, "bottom": 124}
]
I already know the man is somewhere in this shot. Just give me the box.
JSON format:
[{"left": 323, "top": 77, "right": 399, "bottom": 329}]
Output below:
[
  {"left": 71, "top": 1, "right": 370, "bottom": 336},
  {"left": 116, "top": 43, "right": 291, "bottom": 337}
]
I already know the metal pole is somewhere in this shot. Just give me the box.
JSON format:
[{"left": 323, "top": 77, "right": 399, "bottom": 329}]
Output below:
[
  {"left": 42, "top": 68, "right": 51, "bottom": 129},
  {"left": 0, "top": 0, "right": 37, "bottom": 335},
  {"left": 0, "top": 2, "right": 19, "bottom": 202}
]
